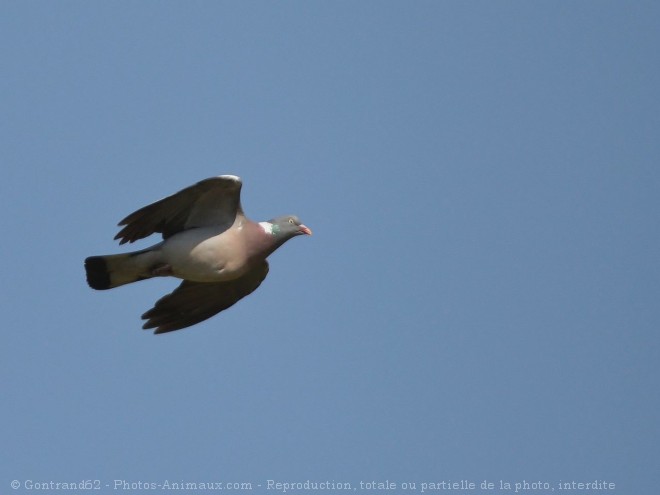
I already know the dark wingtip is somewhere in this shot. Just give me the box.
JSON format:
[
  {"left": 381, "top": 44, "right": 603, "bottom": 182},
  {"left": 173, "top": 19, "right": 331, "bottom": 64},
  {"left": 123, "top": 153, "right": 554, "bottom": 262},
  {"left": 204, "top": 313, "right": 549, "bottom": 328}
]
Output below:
[
  {"left": 84, "top": 256, "right": 112, "bottom": 290},
  {"left": 153, "top": 327, "right": 177, "bottom": 335},
  {"left": 113, "top": 232, "right": 129, "bottom": 245},
  {"left": 141, "top": 315, "right": 178, "bottom": 334},
  {"left": 142, "top": 321, "right": 178, "bottom": 335}
]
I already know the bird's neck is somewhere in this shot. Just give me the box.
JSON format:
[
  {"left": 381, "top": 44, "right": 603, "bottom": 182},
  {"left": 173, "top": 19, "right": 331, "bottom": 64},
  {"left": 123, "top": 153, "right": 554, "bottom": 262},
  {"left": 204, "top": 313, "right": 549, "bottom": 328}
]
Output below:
[{"left": 245, "top": 221, "right": 289, "bottom": 260}]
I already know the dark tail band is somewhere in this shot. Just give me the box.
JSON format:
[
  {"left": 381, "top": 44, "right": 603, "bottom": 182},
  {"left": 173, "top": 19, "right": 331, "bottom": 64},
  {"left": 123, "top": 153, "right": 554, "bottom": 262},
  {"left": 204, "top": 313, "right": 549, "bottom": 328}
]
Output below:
[{"left": 85, "top": 256, "right": 112, "bottom": 290}]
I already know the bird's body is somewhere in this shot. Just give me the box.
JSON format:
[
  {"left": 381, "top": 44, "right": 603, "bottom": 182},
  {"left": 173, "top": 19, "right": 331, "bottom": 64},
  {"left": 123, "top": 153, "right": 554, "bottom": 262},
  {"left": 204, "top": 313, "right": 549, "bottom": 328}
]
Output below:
[
  {"left": 84, "top": 175, "right": 311, "bottom": 334},
  {"left": 162, "top": 224, "right": 249, "bottom": 282}
]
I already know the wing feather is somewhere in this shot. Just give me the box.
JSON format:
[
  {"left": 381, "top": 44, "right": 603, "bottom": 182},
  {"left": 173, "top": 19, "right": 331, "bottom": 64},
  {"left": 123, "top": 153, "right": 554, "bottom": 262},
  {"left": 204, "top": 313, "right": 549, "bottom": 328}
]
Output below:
[
  {"left": 114, "top": 175, "right": 243, "bottom": 244},
  {"left": 141, "top": 261, "right": 269, "bottom": 334}
]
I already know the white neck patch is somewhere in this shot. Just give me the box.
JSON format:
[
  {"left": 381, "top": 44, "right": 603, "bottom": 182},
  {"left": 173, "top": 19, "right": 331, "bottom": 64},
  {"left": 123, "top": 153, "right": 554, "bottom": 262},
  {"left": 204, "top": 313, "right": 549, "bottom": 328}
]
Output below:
[{"left": 259, "top": 221, "right": 275, "bottom": 235}]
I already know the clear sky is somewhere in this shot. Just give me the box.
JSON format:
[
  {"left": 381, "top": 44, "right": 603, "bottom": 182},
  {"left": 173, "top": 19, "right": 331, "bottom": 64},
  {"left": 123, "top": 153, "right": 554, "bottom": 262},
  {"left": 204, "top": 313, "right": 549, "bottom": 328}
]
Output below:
[{"left": 2, "top": 1, "right": 658, "bottom": 494}]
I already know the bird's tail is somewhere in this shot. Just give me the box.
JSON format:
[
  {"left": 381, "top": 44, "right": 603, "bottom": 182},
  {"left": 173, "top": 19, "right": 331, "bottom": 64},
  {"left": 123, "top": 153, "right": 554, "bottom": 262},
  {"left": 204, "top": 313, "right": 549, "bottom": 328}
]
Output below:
[{"left": 85, "top": 250, "right": 158, "bottom": 290}]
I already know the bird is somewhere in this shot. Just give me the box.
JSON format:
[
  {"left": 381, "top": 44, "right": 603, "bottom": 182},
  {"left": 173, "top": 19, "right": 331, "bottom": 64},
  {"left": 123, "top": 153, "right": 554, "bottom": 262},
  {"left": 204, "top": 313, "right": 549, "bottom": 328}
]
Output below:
[{"left": 84, "top": 175, "right": 312, "bottom": 334}]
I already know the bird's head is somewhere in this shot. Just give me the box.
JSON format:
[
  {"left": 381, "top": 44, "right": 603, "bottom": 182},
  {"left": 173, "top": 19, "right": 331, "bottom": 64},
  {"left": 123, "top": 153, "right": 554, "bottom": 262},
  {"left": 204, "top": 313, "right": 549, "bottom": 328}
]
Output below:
[{"left": 265, "top": 215, "right": 313, "bottom": 238}]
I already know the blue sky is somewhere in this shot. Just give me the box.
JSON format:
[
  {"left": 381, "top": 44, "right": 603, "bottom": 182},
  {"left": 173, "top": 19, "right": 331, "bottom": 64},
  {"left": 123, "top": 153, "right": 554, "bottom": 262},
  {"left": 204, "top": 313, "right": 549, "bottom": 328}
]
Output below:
[{"left": 2, "top": 1, "right": 658, "bottom": 493}]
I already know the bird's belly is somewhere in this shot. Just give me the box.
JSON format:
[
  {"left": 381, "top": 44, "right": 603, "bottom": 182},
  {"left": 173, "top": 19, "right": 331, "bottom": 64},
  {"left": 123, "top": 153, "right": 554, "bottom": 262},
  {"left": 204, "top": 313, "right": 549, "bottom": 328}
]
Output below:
[{"left": 161, "top": 230, "right": 248, "bottom": 283}]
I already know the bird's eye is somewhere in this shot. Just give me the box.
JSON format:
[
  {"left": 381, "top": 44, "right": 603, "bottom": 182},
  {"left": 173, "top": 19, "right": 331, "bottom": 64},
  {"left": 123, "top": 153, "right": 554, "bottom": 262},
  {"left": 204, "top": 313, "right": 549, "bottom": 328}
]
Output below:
[{"left": 289, "top": 218, "right": 295, "bottom": 224}]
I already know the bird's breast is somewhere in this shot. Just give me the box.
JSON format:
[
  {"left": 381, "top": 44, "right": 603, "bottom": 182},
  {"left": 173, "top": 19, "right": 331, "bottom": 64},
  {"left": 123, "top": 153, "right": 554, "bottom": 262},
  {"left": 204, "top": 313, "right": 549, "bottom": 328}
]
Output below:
[{"left": 160, "top": 227, "right": 250, "bottom": 282}]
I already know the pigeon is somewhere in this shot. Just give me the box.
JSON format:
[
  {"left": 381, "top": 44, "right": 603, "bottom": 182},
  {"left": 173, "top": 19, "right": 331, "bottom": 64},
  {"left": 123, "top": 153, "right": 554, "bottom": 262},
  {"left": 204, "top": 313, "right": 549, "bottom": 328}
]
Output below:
[{"left": 84, "top": 175, "right": 312, "bottom": 334}]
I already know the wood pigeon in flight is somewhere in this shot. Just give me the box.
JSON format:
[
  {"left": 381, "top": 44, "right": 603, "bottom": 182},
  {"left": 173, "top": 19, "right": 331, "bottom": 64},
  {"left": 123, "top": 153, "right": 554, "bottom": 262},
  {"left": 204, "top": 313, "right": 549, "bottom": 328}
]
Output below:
[{"left": 84, "top": 175, "right": 312, "bottom": 334}]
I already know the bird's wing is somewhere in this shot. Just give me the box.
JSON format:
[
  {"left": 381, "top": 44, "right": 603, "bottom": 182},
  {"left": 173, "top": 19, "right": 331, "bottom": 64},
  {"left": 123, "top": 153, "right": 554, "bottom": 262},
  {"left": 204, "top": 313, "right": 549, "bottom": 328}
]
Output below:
[
  {"left": 114, "top": 175, "right": 244, "bottom": 244},
  {"left": 141, "top": 261, "right": 270, "bottom": 334}
]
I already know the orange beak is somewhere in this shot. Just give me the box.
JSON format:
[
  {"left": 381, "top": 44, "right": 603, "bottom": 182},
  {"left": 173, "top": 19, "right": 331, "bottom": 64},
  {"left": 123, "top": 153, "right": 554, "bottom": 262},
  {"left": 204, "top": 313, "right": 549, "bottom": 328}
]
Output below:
[{"left": 299, "top": 224, "right": 313, "bottom": 236}]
